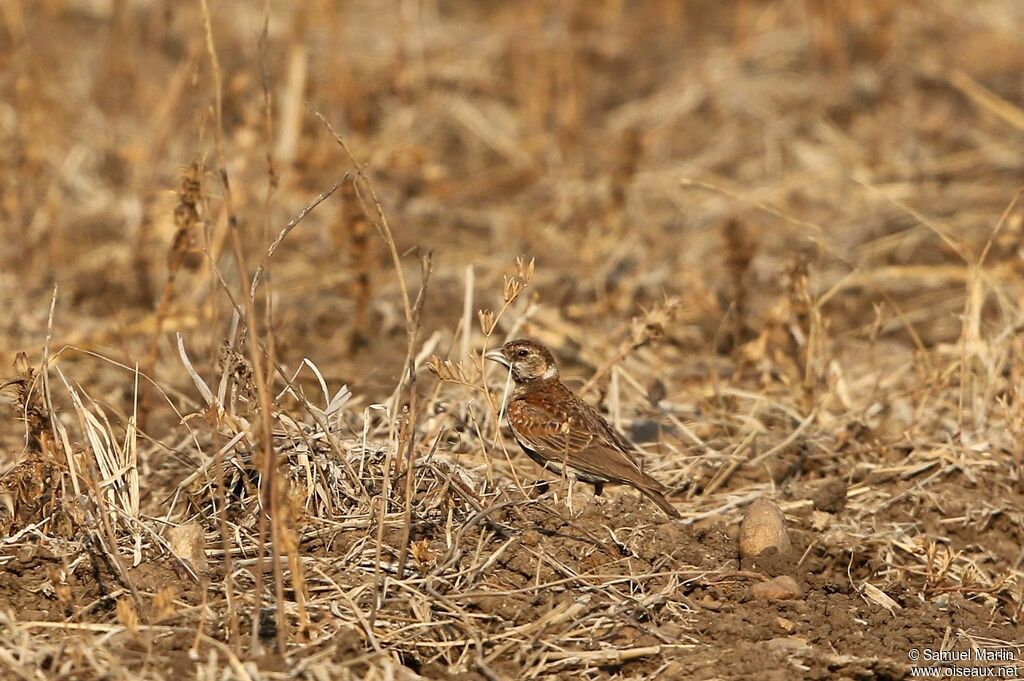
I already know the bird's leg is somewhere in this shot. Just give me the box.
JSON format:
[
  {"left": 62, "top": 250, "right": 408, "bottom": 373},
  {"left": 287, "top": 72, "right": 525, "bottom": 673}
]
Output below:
[{"left": 593, "top": 482, "right": 604, "bottom": 496}]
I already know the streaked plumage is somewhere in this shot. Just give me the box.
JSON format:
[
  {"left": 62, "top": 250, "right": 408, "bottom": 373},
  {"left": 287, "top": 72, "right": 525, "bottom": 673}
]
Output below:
[{"left": 486, "top": 339, "right": 679, "bottom": 518}]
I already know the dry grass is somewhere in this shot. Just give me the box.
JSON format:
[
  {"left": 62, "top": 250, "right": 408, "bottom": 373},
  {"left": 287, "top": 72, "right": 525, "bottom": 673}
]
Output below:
[{"left": 1, "top": 0, "right": 1024, "bottom": 679}]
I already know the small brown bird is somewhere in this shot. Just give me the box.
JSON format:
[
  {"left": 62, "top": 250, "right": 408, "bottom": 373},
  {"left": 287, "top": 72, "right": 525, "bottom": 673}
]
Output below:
[{"left": 486, "top": 338, "right": 680, "bottom": 518}]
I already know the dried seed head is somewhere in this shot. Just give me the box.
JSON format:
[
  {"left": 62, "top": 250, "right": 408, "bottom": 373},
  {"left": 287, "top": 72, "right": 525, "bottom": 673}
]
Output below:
[
  {"left": 153, "top": 585, "right": 179, "bottom": 621},
  {"left": 629, "top": 297, "right": 681, "bottom": 348},
  {"left": 169, "top": 163, "right": 203, "bottom": 273},
  {"left": 647, "top": 378, "right": 667, "bottom": 406},
  {"left": 217, "top": 343, "right": 257, "bottom": 405},
  {"left": 478, "top": 309, "right": 496, "bottom": 335},
  {"left": 116, "top": 597, "right": 139, "bottom": 635},
  {"left": 427, "top": 357, "right": 471, "bottom": 383},
  {"left": 13, "top": 351, "right": 31, "bottom": 378},
  {"left": 503, "top": 275, "right": 527, "bottom": 303},
  {"left": 515, "top": 256, "right": 535, "bottom": 282},
  {"left": 786, "top": 258, "right": 811, "bottom": 312},
  {"left": 410, "top": 539, "right": 434, "bottom": 570},
  {"left": 425, "top": 356, "right": 448, "bottom": 380}
]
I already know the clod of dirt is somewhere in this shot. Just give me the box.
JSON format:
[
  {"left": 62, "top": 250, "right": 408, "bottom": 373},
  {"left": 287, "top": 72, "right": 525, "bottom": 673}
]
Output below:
[
  {"left": 521, "top": 529, "right": 541, "bottom": 547},
  {"left": 166, "top": 522, "right": 208, "bottom": 574},
  {"left": 762, "top": 636, "right": 811, "bottom": 654},
  {"left": 471, "top": 594, "right": 527, "bottom": 621},
  {"left": 751, "top": 576, "right": 803, "bottom": 601},
  {"left": 809, "top": 478, "right": 848, "bottom": 513},
  {"left": 699, "top": 594, "right": 724, "bottom": 611},
  {"left": 738, "top": 498, "right": 792, "bottom": 564},
  {"left": 809, "top": 510, "right": 832, "bottom": 531}
]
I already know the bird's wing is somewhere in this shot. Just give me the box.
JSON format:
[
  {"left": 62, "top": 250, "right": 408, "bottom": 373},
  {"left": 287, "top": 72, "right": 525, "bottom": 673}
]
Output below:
[
  {"left": 508, "top": 397, "right": 666, "bottom": 492},
  {"left": 506, "top": 398, "right": 597, "bottom": 456}
]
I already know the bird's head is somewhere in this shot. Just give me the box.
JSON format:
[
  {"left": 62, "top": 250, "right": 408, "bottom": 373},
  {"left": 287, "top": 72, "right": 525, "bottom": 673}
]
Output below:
[{"left": 485, "top": 338, "right": 558, "bottom": 383}]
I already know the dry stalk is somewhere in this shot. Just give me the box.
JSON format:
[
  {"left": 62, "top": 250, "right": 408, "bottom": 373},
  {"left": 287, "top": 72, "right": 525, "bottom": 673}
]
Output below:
[
  {"left": 197, "top": 0, "right": 287, "bottom": 651},
  {"left": 470, "top": 257, "right": 534, "bottom": 490},
  {"left": 370, "top": 253, "right": 432, "bottom": 625},
  {"left": 341, "top": 178, "right": 374, "bottom": 355},
  {"left": 142, "top": 164, "right": 204, "bottom": 426}
]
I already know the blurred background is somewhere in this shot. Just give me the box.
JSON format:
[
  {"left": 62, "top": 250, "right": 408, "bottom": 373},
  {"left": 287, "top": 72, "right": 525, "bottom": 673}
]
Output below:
[{"left": 1, "top": 0, "right": 1023, "bottom": 427}]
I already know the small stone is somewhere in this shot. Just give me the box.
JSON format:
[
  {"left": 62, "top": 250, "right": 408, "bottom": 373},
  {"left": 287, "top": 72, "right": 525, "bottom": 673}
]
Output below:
[
  {"left": 751, "top": 576, "right": 803, "bottom": 601},
  {"left": 775, "top": 616, "right": 796, "bottom": 633},
  {"left": 522, "top": 530, "right": 541, "bottom": 547},
  {"left": 739, "top": 498, "right": 792, "bottom": 561}
]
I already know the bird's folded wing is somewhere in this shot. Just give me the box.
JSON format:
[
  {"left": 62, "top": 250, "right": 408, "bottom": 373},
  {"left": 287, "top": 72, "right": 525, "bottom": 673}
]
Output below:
[
  {"left": 507, "top": 399, "right": 596, "bottom": 455},
  {"left": 508, "top": 400, "right": 665, "bottom": 492}
]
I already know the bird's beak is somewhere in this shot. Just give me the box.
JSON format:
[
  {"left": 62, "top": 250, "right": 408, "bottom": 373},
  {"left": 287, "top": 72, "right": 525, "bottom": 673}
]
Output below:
[{"left": 484, "top": 349, "right": 510, "bottom": 368}]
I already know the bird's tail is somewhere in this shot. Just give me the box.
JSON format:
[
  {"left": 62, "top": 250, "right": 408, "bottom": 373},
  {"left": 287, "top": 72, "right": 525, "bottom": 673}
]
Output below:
[{"left": 639, "top": 486, "right": 681, "bottom": 519}]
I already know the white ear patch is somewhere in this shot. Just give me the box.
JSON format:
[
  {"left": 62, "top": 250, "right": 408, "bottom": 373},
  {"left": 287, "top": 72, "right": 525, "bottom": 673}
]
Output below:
[{"left": 541, "top": 365, "right": 558, "bottom": 379}]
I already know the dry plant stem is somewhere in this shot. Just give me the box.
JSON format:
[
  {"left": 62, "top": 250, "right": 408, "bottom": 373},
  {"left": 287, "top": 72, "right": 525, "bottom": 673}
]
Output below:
[
  {"left": 257, "top": 0, "right": 279, "bottom": 400},
  {"left": 198, "top": 635, "right": 255, "bottom": 681},
  {"left": 309, "top": 114, "right": 425, "bottom": 577},
  {"left": 212, "top": 424, "right": 237, "bottom": 650},
  {"left": 312, "top": 110, "right": 413, "bottom": 326},
  {"left": 314, "top": 112, "right": 420, "bottom": 427},
  {"left": 211, "top": 312, "right": 238, "bottom": 652},
  {"left": 479, "top": 289, "right": 530, "bottom": 446},
  {"left": 979, "top": 187, "right": 1024, "bottom": 269},
  {"left": 198, "top": 0, "right": 287, "bottom": 651},
  {"left": 949, "top": 71, "right": 1024, "bottom": 133},
  {"left": 248, "top": 175, "right": 349, "bottom": 302},
  {"left": 371, "top": 254, "right": 432, "bottom": 624},
  {"left": 368, "top": 476, "right": 391, "bottom": 629},
  {"left": 956, "top": 186, "right": 1024, "bottom": 427},
  {"left": 39, "top": 286, "right": 82, "bottom": 497},
  {"left": 396, "top": 362, "right": 419, "bottom": 580},
  {"left": 856, "top": 179, "right": 969, "bottom": 265},
  {"left": 461, "top": 265, "right": 474, "bottom": 361},
  {"left": 702, "top": 430, "right": 758, "bottom": 496},
  {"left": 78, "top": 462, "right": 147, "bottom": 624},
  {"left": 342, "top": 178, "right": 373, "bottom": 354}
]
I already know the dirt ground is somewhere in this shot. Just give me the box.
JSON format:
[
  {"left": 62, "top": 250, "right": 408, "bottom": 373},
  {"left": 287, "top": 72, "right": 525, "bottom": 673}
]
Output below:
[{"left": 2, "top": 1, "right": 1024, "bottom": 679}]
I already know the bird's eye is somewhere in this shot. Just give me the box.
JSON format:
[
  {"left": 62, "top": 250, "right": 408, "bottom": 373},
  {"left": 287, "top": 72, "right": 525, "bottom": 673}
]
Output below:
[{"left": 517, "top": 349, "right": 529, "bottom": 357}]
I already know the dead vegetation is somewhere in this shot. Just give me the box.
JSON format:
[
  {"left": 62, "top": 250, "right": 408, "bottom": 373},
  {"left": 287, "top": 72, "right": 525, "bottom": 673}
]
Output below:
[{"left": 1, "top": 0, "right": 1024, "bottom": 679}]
